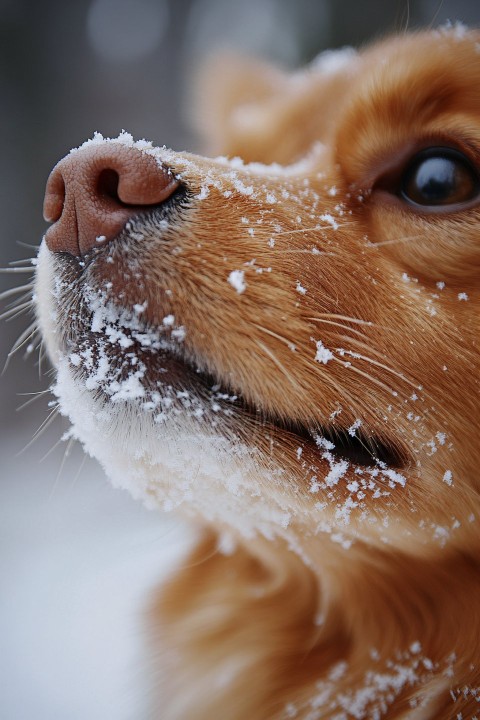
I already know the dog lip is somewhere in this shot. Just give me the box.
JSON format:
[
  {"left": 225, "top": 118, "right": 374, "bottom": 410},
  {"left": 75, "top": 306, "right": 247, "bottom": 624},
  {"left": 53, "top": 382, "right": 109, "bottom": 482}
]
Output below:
[
  {"left": 157, "top": 355, "right": 408, "bottom": 469},
  {"left": 57, "top": 287, "right": 408, "bottom": 472},
  {"left": 59, "top": 302, "right": 405, "bottom": 471}
]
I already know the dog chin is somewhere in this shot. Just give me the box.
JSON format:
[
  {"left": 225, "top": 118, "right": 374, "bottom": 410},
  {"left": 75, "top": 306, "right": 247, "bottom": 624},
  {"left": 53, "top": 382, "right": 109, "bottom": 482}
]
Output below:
[
  {"left": 53, "top": 357, "right": 300, "bottom": 539},
  {"left": 34, "top": 241, "right": 296, "bottom": 539}
]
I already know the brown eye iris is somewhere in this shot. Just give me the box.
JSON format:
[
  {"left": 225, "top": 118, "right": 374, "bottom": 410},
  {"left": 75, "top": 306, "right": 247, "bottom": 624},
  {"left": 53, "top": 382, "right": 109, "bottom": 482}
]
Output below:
[{"left": 401, "top": 147, "right": 479, "bottom": 207}]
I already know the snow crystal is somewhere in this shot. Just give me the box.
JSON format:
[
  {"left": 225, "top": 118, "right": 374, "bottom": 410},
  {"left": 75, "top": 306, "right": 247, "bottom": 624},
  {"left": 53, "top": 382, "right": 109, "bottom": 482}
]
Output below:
[
  {"left": 171, "top": 326, "right": 186, "bottom": 342},
  {"left": 458, "top": 292, "right": 469, "bottom": 301},
  {"left": 348, "top": 419, "right": 362, "bottom": 437},
  {"left": 314, "top": 435, "right": 335, "bottom": 451},
  {"left": 437, "top": 20, "right": 469, "bottom": 40},
  {"left": 196, "top": 185, "right": 210, "bottom": 200},
  {"left": 296, "top": 281, "right": 307, "bottom": 295},
  {"left": 325, "top": 459, "right": 349, "bottom": 488},
  {"left": 433, "top": 525, "right": 450, "bottom": 545},
  {"left": 232, "top": 178, "right": 254, "bottom": 196},
  {"left": 381, "top": 468, "right": 406, "bottom": 488},
  {"left": 331, "top": 532, "right": 352, "bottom": 549},
  {"left": 314, "top": 340, "right": 334, "bottom": 364},
  {"left": 133, "top": 301, "right": 147, "bottom": 315},
  {"left": 319, "top": 212, "right": 339, "bottom": 230},
  {"left": 443, "top": 470, "right": 453, "bottom": 486},
  {"left": 228, "top": 270, "right": 247, "bottom": 294},
  {"left": 109, "top": 374, "right": 146, "bottom": 402}
]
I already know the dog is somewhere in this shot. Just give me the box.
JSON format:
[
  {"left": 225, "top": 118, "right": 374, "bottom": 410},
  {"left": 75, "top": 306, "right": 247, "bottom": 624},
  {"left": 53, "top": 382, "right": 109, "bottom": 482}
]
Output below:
[{"left": 31, "top": 26, "right": 480, "bottom": 719}]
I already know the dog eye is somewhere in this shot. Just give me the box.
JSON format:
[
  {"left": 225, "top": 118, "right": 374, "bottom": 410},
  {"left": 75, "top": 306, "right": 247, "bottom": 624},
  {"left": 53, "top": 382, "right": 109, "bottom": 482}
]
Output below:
[{"left": 400, "top": 147, "right": 479, "bottom": 207}]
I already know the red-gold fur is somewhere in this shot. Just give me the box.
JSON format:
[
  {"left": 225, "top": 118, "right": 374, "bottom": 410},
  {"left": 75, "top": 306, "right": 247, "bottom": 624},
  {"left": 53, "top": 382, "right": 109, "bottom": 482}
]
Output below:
[
  {"left": 148, "top": 31, "right": 480, "bottom": 719},
  {"left": 36, "top": 29, "right": 480, "bottom": 719}
]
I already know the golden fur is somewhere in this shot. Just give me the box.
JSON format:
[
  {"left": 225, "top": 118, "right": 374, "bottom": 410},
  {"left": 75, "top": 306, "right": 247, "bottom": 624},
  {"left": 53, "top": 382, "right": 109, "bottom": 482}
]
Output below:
[{"left": 35, "top": 28, "right": 480, "bottom": 720}]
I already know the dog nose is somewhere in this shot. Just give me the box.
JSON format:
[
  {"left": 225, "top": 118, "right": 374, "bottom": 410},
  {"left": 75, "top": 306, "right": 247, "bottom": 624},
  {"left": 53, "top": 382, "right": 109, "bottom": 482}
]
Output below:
[{"left": 43, "top": 143, "right": 179, "bottom": 256}]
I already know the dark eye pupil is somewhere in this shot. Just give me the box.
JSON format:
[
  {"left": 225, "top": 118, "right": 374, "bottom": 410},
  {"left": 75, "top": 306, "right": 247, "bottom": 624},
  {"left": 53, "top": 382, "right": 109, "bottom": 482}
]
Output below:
[{"left": 402, "top": 148, "right": 478, "bottom": 207}]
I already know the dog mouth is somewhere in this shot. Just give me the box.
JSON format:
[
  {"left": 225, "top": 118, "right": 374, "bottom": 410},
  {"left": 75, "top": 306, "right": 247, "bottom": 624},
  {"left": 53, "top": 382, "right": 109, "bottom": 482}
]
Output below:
[{"left": 53, "top": 274, "right": 406, "bottom": 472}]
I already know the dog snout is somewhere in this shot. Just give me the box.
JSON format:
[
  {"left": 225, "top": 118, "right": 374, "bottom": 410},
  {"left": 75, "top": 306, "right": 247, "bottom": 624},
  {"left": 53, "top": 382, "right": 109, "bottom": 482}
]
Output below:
[{"left": 43, "top": 143, "right": 179, "bottom": 256}]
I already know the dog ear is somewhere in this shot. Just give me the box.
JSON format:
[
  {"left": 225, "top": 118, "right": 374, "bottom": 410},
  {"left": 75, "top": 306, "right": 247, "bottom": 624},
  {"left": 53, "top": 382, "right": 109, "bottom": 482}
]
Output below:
[
  {"left": 188, "top": 49, "right": 359, "bottom": 164},
  {"left": 189, "top": 53, "right": 288, "bottom": 160}
]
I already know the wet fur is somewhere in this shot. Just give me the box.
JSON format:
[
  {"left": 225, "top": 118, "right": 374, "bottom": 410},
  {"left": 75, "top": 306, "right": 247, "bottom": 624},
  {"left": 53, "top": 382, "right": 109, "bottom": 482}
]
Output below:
[{"left": 36, "top": 30, "right": 480, "bottom": 719}]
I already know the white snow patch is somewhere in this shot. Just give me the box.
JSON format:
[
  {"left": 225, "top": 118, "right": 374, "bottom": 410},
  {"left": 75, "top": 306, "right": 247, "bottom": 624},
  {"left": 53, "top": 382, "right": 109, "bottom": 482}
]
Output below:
[
  {"left": 348, "top": 419, "right": 362, "bottom": 437},
  {"left": 319, "top": 212, "right": 339, "bottom": 230},
  {"left": 228, "top": 270, "right": 247, "bottom": 294},
  {"left": 311, "top": 46, "right": 357, "bottom": 75},
  {"left": 443, "top": 470, "right": 453, "bottom": 486},
  {"left": 314, "top": 340, "right": 334, "bottom": 364}
]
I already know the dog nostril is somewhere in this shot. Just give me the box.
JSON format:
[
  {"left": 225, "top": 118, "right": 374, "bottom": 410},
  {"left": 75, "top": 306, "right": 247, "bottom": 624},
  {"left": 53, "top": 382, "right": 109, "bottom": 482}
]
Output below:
[
  {"left": 43, "top": 172, "right": 65, "bottom": 223},
  {"left": 96, "top": 168, "right": 121, "bottom": 203},
  {"left": 43, "top": 144, "right": 180, "bottom": 256}
]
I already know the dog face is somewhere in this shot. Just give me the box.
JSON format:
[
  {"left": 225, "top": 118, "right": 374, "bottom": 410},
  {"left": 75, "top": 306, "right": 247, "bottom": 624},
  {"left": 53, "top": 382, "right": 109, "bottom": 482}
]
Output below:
[{"left": 36, "top": 28, "right": 479, "bottom": 554}]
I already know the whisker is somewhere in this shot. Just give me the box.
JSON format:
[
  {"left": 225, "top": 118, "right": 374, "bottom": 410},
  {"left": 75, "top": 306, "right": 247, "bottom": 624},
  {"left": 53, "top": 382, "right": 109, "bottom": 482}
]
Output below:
[
  {"left": 310, "top": 316, "right": 432, "bottom": 403},
  {"left": 254, "top": 339, "right": 302, "bottom": 393},
  {"left": 4, "top": 291, "right": 34, "bottom": 310},
  {"left": 364, "top": 235, "right": 422, "bottom": 248},
  {"left": 40, "top": 434, "right": 67, "bottom": 463},
  {"left": 337, "top": 348, "right": 421, "bottom": 390},
  {"left": 333, "top": 356, "right": 397, "bottom": 397},
  {"left": 16, "top": 388, "right": 51, "bottom": 412},
  {"left": 8, "top": 321, "right": 38, "bottom": 354},
  {"left": 38, "top": 340, "right": 47, "bottom": 378},
  {"left": 18, "top": 404, "right": 59, "bottom": 455},
  {"left": 427, "top": 0, "right": 445, "bottom": 31},
  {"left": 0, "top": 283, "right": 33, "bottom": 301},
  {"left": 16, "top": 241, "right": 40, "bottom": 251},
  {"left": 0, "top": 267, "right": 35, "bottom": 274},
  {"left": 8, "top": 257, "right": 36, "bottom": 266},
  {"left": 49, "top": 436, "right": 75, "bottom": 499},
  {"left": 0, "top": 300, "right": 33, "bottom": 322},
  {"left": 253, "top": 324, "right": 294, "bottom": 348},
  {"left": 267, "top": 249, "right": 337, "bottom": 256},
  {"left": 308, "top": 313, "right": 374, "bottom": 327},
  {"left": 3, "top": 322, "right": 38, "bottom": 373},
  {"left": 177, "top": 543, "right": 221, "bottom": 571},
  {"left": 272, "top": 222, "right": 353, "bottom": 237},
  {"left": 307, "top": 318, "right": 369, "bottom": 339},
  {"left": 69, "top": 451, "right": 88, "bottom": 490},
  {"left": 335, "top": 334, "right": 406, "bottom": 367}
]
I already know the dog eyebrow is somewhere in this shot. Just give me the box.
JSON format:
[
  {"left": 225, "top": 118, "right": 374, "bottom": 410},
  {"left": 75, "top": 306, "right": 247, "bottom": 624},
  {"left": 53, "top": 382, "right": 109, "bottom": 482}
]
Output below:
[{"left": 336, "top": 52, "right": 480, "bottom": 180}]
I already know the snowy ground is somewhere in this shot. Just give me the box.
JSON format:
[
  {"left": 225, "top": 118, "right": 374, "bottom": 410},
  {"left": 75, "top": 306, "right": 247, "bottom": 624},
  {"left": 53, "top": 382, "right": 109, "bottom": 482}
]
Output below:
[{"left": 0, "top": 424, "right": 193, "bottom": 720}]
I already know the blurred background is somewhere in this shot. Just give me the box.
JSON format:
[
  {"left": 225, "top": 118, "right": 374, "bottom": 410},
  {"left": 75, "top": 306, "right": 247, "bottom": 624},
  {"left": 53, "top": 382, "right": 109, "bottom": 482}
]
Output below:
[{"left": 1, "top": 1, "right": 480, "bottom": 718}]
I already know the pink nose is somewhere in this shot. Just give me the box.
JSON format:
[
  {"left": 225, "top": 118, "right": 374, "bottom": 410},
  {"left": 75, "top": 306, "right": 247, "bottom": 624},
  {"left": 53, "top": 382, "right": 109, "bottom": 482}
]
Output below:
[{"left": 43, "top": 143, "right": 179, "bottom": 256}]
